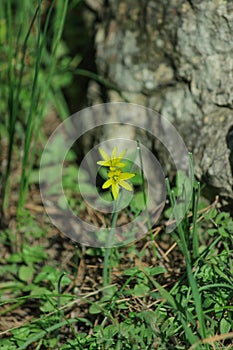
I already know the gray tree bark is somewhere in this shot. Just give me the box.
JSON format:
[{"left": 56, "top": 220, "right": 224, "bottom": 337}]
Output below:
[{"left": 85, "top": 0, "right": 233, "bottom": 200}]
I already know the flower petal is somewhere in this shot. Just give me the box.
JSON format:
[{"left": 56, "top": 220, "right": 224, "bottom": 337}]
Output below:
[
  {"left": 112, "top": 183, "right": 119, "bottom": 200},
  {"left": 108, "top": 169, "right": 122, "bottom": 177},
  {"left": 97, "top": 160, "right": 111, "bottom": 166},
  {"left": 109, "top": 162, "right": 126, "bottom": 171},
  {"left": 98, "top": 148, "right": 110, "bottom": 161},
  {"left": 111, "top": 146, "right": 118, "bottom": 158},
  {"left": 119, "top": 180, "right": 133, "bottom": 191},
  {"left": 102, "top": 178, "right": 112, "bottom": 189},
  {"left": 119, "top": 172, "right": 135, "bottom": 180}
]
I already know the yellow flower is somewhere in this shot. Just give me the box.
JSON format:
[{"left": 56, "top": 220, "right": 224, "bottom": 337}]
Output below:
[
  {"left": 102, "top": 169, "right": 135, "bottom": 200},
  {"left": 97, "top": 146, "right": 126, "bottom": 171}
]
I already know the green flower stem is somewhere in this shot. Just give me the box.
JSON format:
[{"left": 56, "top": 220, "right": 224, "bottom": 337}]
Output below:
[
  {"left": 191, "top": 152, "right": 200, "bottom": 261},
  {"left": 103, "top": 201, "right": 119, "bottom": 288}
]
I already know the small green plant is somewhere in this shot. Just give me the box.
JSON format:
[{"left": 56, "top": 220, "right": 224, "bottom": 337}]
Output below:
[{"left": 97, "top": 146, "right": 135, "bottom": 288}]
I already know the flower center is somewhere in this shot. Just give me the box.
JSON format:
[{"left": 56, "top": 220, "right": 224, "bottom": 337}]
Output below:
[{"left": 113, "top": 175, "right": 119, "bottom": 182}]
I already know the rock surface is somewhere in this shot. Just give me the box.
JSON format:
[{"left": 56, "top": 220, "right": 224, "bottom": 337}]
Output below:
[{"left": 85, "top": 0, "right": 233, "bottom": 199}]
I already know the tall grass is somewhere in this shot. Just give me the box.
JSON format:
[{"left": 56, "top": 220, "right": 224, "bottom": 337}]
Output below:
[
  {"left": 0, "top": 0, "right": 69, "bottom": 226},
  {"left": 164, "top": 164, "right": 209, "bottom": 348}
]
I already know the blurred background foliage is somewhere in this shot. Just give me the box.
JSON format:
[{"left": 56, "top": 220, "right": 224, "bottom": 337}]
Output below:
[{"left": 0, "top": 0, "right": 99, "bottom": 224}]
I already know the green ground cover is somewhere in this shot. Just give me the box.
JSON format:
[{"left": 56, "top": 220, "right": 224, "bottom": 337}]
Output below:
[{"left": 0, "top": 1, "right": 232, "bottom": 349}]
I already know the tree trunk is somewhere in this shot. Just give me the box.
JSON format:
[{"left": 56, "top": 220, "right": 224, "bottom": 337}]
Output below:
[{"left": 85, "top": 0, "right": 233, "bottom": 200}]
